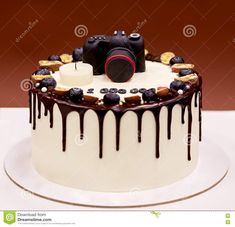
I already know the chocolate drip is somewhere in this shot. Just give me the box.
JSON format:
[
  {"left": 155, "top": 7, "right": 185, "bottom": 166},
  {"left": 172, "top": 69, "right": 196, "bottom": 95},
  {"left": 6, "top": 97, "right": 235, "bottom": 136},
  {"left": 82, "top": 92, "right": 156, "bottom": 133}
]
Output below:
[
  {"left": 167, "top": 105, "right": 174, "bottom": 140},
  {"left": 136, "top": 109, "right": 145, "bottom": 142},
  {"left": 29, "top": 90, "right": 32, "bottom": 124},
  {"left": 151, "top": 108, "right": 161, "bottom": 158},
  {"left": 30, "top": 84, "right": 201, "bottom": 161},
  {"left": 41, "top": 96, "right": 55, "bottom": 128},
  {"left": 57, "top": 103, "right": 71, "bottom": 152},
  {"left": 181, "top": 105, "right": 186, "bottom": 124},
  {"left": 187, "top": 101, "right": 193, "bottom": 161},
  {"left": 32, "top": 92, "right": 36, "bottom": 130},
  {"left": 194, "top": 91, "right": 198, "bottom": 108},
  {"left": 95, "top": 110, "right": 107, "bottom": 158},
  {"left": 37, "top": 94, "right": 41, "bottom": 119},
  {"left": 194, "top": 90, "right": 202, "bottom": 141},
  {"left": 79, "top": 110, "right": 87, "bottom": 140},
  {"left": 113, "top": 111, "right": 124, "bottom": 151},
  {"left": 199, "top": 91, "right": 202, "bottom": 141}
]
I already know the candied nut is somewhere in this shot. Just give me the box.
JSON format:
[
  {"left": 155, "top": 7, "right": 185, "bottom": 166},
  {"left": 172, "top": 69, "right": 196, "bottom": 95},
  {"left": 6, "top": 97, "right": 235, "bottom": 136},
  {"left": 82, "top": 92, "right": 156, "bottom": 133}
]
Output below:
[
  {"left": 39, "top": 60, "right": 63, "bottom": 72},
  {"left": 54, "top": 87, "right": 70, "bottom": 96},
  {"left": 31, "top": 75, "right": 52, "bottom": 83},
  {"left": 156, "top": 86, "right": 169, "bottom": 98},
  {"left": 171, "top": 63, "right": 194, "bottom": 73},
  {"left": 124, "top": 95, "right": 141, "bottom": 104},
  {"left": 175, "top": 73, "right": 198, "bottom": 83},
  {"left": 160, "top": 52, "right": 175, "bottom": 65},
  {"left": 60, "top": 54, "right": 73, "bottom": 64},
  {"left": 83, "top": 95, "right": 99, "bottom": 103}
]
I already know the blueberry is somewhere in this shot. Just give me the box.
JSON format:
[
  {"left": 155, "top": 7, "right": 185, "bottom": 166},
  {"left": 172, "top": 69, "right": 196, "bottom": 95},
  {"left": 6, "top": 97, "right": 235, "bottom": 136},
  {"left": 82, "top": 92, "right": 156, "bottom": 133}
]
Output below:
[
  {"left": 100, "top": 88, "right": 109, "bottom": 94},
  {"left": 142, "top": 89, "right": 158, "bottom": 102},
  {"left": 169, "top": 56, "right": 184, "bottom": 65},
  {"left": 139, "top": 88, "right": 147, "bottom": 93},
  {"left": 130, "top": 88, "right": 139, "bottom": 94},
  {"left": 69, "top": 88, "right": 83, "bottom": 102},
  {"left": 40, "top": 78, "right": 57, "bottom": 89},
  {"left": 118, "top": 89, "right": 126, "bottom": 94},
  {"left": 48, "top": 55, "right": 61, "bottom": 61},
  {"left": 33, "top": 68, "right": 50, "bottom": 75},
  {"left": 72, "top": 48, "right": 83, "bottom": 62},
  {"left": 170, "top": 80, "right": 186, "bottom": 91},
  {"left": 109, "top": 88, "right": 118, "bottom": 93},
  {"left": 179, "top": 69, "right": 194, "bottom": 77},
  {"left": 87, "top": 88, "right": 94, "bottom": 94},
  {"left": 103, "top": 93, "right": 120, "bottom": 105}
]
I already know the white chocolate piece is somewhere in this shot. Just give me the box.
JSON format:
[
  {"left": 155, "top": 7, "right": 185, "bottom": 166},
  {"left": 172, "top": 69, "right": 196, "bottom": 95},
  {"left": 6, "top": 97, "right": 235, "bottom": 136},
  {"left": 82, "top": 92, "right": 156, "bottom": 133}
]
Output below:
[{"left": 41, "top": 87, "right": 47, "bottom": 93}]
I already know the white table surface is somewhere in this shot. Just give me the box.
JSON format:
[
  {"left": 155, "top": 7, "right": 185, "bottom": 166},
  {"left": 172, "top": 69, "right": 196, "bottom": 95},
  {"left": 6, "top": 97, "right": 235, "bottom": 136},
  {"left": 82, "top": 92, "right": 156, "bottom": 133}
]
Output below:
[{"left": 0, "top": 108, "right": 234, "bottom": 210}]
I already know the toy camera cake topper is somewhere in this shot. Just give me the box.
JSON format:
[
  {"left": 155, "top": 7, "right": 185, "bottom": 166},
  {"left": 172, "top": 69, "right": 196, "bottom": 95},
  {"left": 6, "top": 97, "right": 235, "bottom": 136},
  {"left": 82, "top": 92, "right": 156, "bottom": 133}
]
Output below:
[{"left": 82, "top": 30, "right": 146, "bottom": 82}]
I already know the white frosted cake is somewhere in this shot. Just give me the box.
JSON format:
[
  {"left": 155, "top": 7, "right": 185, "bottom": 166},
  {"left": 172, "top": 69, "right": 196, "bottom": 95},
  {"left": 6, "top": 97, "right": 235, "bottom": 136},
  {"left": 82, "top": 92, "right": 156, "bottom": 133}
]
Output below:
[{"left": 29, "top": 31, "right": 202, "bottom": 192}]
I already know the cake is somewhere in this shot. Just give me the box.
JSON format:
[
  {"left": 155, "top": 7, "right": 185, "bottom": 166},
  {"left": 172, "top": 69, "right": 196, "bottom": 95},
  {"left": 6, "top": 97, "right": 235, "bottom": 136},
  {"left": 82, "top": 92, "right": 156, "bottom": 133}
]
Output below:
[{"left": 29, "top": 31, "right": 202, "bottom": 192}]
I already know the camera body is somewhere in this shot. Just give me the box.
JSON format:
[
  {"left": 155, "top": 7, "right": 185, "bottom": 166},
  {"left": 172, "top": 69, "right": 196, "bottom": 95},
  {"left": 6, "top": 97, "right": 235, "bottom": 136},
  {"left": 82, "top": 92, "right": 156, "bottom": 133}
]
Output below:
[{"left": 83, "top": 31, "right": 146, "bottom": 82}]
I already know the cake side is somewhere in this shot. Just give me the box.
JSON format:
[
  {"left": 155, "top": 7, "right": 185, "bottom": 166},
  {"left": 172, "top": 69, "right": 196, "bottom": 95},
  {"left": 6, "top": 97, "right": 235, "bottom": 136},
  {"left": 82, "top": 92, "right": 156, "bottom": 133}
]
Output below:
[
  {"left": 29, "top": 55, "right": 202, "bottom": 192},
  {"left": 31, "top": 91, "right": 200, "bottom": 192}
]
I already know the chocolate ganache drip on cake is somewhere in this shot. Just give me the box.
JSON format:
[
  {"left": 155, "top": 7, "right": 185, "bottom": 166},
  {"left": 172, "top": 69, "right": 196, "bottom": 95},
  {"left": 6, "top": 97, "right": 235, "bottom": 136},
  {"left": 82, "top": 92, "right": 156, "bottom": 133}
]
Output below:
[{"left": 29, "top": 31, "right": 202, "bottom": 161}]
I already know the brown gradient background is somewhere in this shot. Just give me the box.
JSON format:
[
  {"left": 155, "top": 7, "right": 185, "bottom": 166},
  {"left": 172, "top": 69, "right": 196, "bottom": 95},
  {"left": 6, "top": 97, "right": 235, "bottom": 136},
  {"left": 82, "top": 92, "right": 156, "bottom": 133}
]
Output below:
[{"left": 0, "top": 0, "right": 234, "bottom": 109}]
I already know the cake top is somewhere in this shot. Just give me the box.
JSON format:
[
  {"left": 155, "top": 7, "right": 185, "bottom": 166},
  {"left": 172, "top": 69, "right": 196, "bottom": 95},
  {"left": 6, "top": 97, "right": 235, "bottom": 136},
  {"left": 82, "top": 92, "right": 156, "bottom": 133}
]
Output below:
[{"left": 30, "top": 31, "right": 201, "bottom": 108}]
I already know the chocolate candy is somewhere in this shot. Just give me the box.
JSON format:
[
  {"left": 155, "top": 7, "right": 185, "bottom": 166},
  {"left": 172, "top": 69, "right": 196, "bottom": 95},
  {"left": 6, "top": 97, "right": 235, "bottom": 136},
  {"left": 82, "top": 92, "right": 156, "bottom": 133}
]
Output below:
[
  {"left": 179, "top": 69, "right": 194, "bottom": 77},
  {"left": 103, "top": 93, "right": 120, "bottom": 105},
  {"left": 169, "top": 56, "right": 184, "bottom": 66},
  {"left": 48, "top": 55, "right": 61, "bottom": 61},
  {"left": 170, "top": 80, "right": 186, "bottom": 92},
  {"left": 72, "top": 48, "right": 83, "bottom": 62},
  {"left": 34, "top": 68, "right": 50, "bottom": 75},
  {"left": 142, "top": 89, "right": 158, "bottom": 102},
  {"left": 69, "top": 88, "right": 83, "bottom": 102},
  {"left": 40, "top": 78, "right": 57, "bottom": 90}
]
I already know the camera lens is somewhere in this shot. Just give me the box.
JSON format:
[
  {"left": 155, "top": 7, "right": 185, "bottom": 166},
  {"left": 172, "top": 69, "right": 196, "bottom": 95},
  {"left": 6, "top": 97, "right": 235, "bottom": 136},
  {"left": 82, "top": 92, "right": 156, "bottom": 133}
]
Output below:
[{"left": 105, "top": 47, "right": 136, "bottom": 82}]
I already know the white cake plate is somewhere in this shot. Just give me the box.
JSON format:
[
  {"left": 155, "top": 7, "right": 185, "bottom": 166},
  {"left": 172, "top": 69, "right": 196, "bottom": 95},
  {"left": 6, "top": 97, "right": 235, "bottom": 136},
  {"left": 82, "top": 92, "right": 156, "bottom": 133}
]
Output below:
[{"left": 4, "top": 137, "right": 229, "bottom": 208}]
